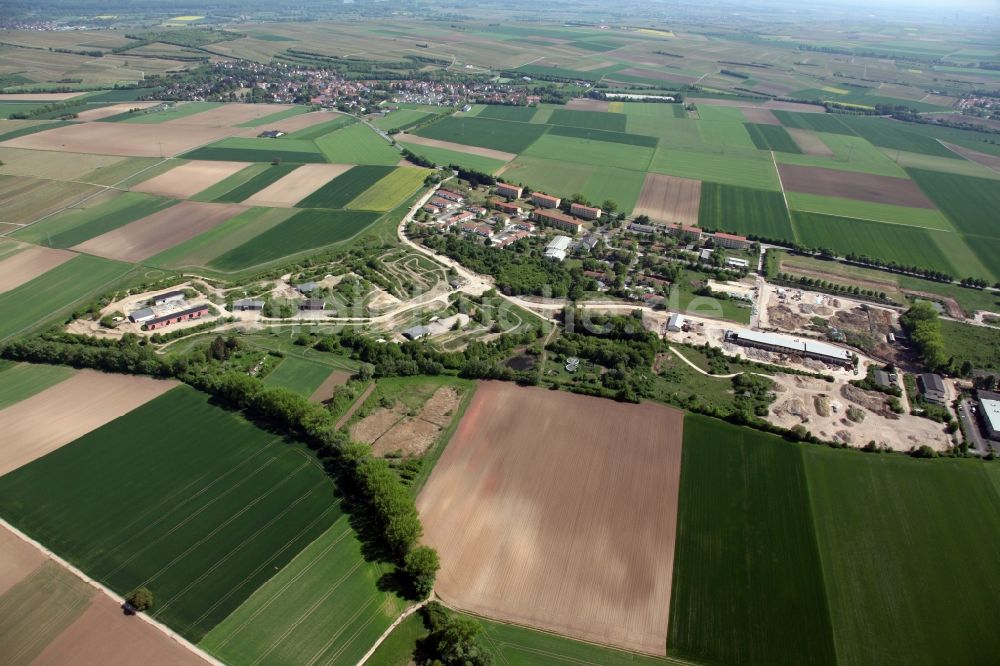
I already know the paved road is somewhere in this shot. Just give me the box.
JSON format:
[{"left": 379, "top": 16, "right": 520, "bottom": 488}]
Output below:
[{"left": 958, "top": 398, "right": 992, "bottom": 455}]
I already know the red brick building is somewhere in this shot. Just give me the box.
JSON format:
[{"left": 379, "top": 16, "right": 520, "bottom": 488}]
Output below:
[
  {"left": 534, "top": 208, "right": 583, "bottom": 235},
  {"left": 144, "top": 305, "right": 210, "bottom": 330},
  {"left": 570, "top": 202, "right": 602, "bottom": 220},
  {"left": 531, "top": 192, "right": 561, "bottom": 209},
  {"left": 496, "top": 182, "right": 523, "bottom": 198}
]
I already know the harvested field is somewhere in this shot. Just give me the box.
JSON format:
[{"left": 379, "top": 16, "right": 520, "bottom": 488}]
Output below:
[
  {"left": 566, "top": 98, "right": 610, "bottom": 111},
  {"left": 417, "top": 382, "right": 684, "bottom": 655},
  {"left": 132, "top": 160, "right": 249, "bottom": 199},
  {"left": 786, "top": 129, "right": 835, "bottom": 156},
  {"left": 395, "top": 132, "right": 518, "bottom": 162},
  {"left": 0, "top": 92, "right": 90, "bottom": 101},
  {"left": 0, "top": 369, "right": 176, "bottom": 476},
  {"left": 740, "top": 106, "right": 781, "bottom": 125},
  {"left": 0, "top": 175, "right": 100, "bottom": 225},
  {"left": 309, "top": 370, "right": 351, "bottom": 403},
  {"left": 2, "top": 122, "right": 255, "bottom": 157},
  {"left": 243, "top": 163, "right": 353, "bottom": 207},
  {"left": 778, "top": 164, "right": 935, "bottom": 208},
  {"left": 0, "top": 525, "right": 45, "bottom": 596},
  {"left": 0, "top": 245, "right": 75, "bottom": 294},
  {"left": 0, "top": 146, "right": 126, "bottom": 181},
  {"left": 74, "top": 102, "right": 160, "bottom": 122},
  {"left": 73, "top": 201, "right": 246, "bottom": 262},
  {"left": 632, "top": 173, "right": 701, "bottom": 225}
]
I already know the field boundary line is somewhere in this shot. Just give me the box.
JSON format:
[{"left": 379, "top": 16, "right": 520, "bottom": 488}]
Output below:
[
  {"left": 0, "top": 519, "right": 222, "bottom": 666},
  {"left": 770, "top": 150, "right": 796, "bottom": 242},
  {"left": 356, "top": 598, "right": 429, "bottom": 666}
]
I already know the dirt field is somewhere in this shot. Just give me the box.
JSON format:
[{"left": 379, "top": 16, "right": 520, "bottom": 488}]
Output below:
[
  {"left": 72, "top": 201, "right": 246, "bottom": 262},
  {"left": 30, "top": 594, "right": 210, "bottom": 666},
  {"left": 0, "top": 525, "right": 45, "bottom": 596},
  {"left": 786, "top": 128, "right": 835, "bottom": 156},
  {"left": 0, "top": 370, "right": 176, "bottom": 476},
  {"left": 263, "top": 111, "right": 349, "bottom": 133},
  {"left": 0, "top": 92, "right": 89, "bottom": 101},
  {"left": 132, "top": 160, "right": 249, "bottom": 199},
  {"left": 243, "top": 163, "right": 353, "bottom": 207},
  {"left": 777, "top": 164, "right": 935, "bottom": 208},
  {"left": 396, "top": 133, "right": 517, "bottom": 162},
  {"left": 417, "top": 382, "right": 684, "bottom": 655},
  {"left": 566, "top": 98, "right": 610, "bottom": 111},
  {"left": 633, "top": 173, "right": 701, "bottom": 225},
  {"left": 689, "top": 98, "right": 826, "bottom": 113},
  {"left": 740, "top": 106, "right": 781, "bottom": 125},
  {"left": 0, "top": 245, "right": 75, "bottom": 294},
  {"left": 163, "top": 103, "right": 297, "bottom": 127},
  {"left": 940, "top": 142, "right": 1000, "bottom": 172},
  {"left": 308, "top": 370, "right": 351, "bottom": 403},
  {"left": 2, "top": 122, "right": 256, "bottom": 157},
  {"left": 73, "top": 102, "right": 161, "bottom": 122}
]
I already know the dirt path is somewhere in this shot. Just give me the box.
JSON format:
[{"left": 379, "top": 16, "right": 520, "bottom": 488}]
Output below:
[
  {"left": 356, "top": 598, "right": 430, "bottom": 665},
  {"left": 668, "top": 347, "right": 739, "bottom": 378},
  {"left": 0, "top": 520, "right": 219, "bottom": 666},
  {"left": 335, "top": 382, "right": 376, "bottom": 429}
]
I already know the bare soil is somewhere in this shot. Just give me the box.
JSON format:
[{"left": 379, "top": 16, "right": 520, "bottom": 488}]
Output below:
[
  {"left": 243, "top": 163, "right": 353, "bottom": 207},
  {"left": 372, "top": 418, "right": 441, "bottom": 457},
  {"left": 786, "top": 128, "right": 834, "bottom": 156},
  {"left": 740, "top": 106, "right": 781, "bottom": 125},
  {"left": 308, "top": 370, "right": 351, "bottom": 403},
  {"left": 0, "top": 245, "right": 75, "bottom": 294},
  {"left": 688, "top": 98, "right": 826, "bottom": 112},
  {"left": 396, "top": 133, "right": 517, "bottom": 162},
  {"left": 351, "top": 403, "right": 407, "bottom": 443},
  {"left": 0, "top": 370, "right": 177, "bottom": 476},
  {"left": 939, "top": 142, "right": 1000, "bottom": 173},
  {"left": 30, "top": 594, "right": 210, "bottom": 666},
  {"left": 73, "top": 102, "right": 160, "bottom": 122},
  {"left": 565, "top": 98, "right": 610, "bottom": 111},
  {"left": 778, "top": 163, "right": 935, "bottom": 208},
  {"left": 132, "top": 160, "right": 249, "bottom": 199},
  {"left": 418, "top": 386, "right": 461, "bottom": 426},
  {"left": 72, "top": 201, "right": 246, "bottom": 262},
  {"left": 0, "top": 525, "right": 45, "bottom": 596},
  {"left": 2, "top": 122, "right": 258, "bottom": 157},
  {"left": 417, "top": 382, "right": 684, "bottom": 656},
  {"left": 0, "top": 92, "right": 89, "bottom": 101},
  {"left": 163, "top": 103, "right": 297, "bottom": 127},
  {"left": 633, "top": 173, "right": 701, "bottom": 225},
  {"left": 265, "top": 111, "right": 350, "bottom": 133}
]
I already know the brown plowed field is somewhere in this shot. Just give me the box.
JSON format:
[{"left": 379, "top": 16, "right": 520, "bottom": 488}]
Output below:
[
  {"left": 30, "top": 594, "right": 210, "bottom": 666},
  {"left": 243, "top": 163, "right": 353, "bottom": 207},
  {"left": 132, "top": 160, "right": 250, "bottom": 199},
  {"left": 74, "top": 102, "right": 160, "bottom": 122},
  {"left": 777, "top": 163, "right": 935, "bottom": 208},
  {"left": 689, "top": 98, "right": 825, "bottom": 113},
  {"left": 633, "top": 173, "right": 701, "bottom": 225},
  {"left": 2, "top": 122, "right": 256, "bottom": 157},
  {"left": 0, "top": 370, "right": 176, "bottom": 476},
  {"left": 740, "top": 107, "right": 781, "bottom": 125},
  {"left": 72, "top": 201, "right": 246, "bottom": 262},
  {"left": 309, "top": 370, "right": 351, "bottom": 403},
  {"left": 165, "top": 103, "right": 297, "bottom": 127},
  {"left": 941, "top": 141, "right": 1000, "bottom": 173},
  {"left": 566, "top": 99, "right": 610, "bottom": 111},
  {"left": 396, "top": 133, "right": 517, "bottom": 162},
  {"left": 0, "top": 525, "right": 45, "bottom": 596},
  {"left": 0, "top": 92, "right": 89, "bottom": 101},
  {"left": 786, "top": 128, "right": 834, "bottom": 156},
  {"left": 0, "top": 245, "right": 75, "bottom": 294},
  {"left": 417, "top": 382, "right": 685, "bottom": 656}
]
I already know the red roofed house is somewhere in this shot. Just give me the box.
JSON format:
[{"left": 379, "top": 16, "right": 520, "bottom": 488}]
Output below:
[
  {"left": 423, "top": 203, "right": 441, "bottom": 215},
  {"left": 713, "top": 231, "right": 749, "bottom": 250},
  {"left": 460, "top": 222, "right": 493, "bottom": 238},
  {"left": 570, "top": 202, "right": 602, "bottom": 220},
  {"left": 496, "top": 182, "right": 523, "bottom": 199},
  {"left": 532, "top": 192, "right": 561, "bottom": 209},
  {"left": 429, "top": 197, "right": 455, "bottom": 210},
  {"left": 534, "top": 208, "right": 582, "bottom": 235},
  {"left": 437, "top": 189, "right": 465, "bottom": 203},
  {"left": 493, "top": 199, "right": 526, "bottom": 218},
  {"left": 666, "top": 223, "right": 703, "bottom": 242},
  {"left": 144, "top": 304, "right": 210, "bottom": 331}
]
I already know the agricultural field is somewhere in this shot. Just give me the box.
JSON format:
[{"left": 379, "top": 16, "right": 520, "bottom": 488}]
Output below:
[
  {"left": 234, "top": 105, "right": 310, "bottom": 128},
  {"left": 633, "top": 173, "right": 701, "bottom": 225},
  {"left": 745, "top": 123, "right": 802, "bottom": 153},
  {"left": 12, "top": 191, "right": 176, "bottom": 248},
  {"left": 397, "top": 140, "right": 508, "bottom": 174},
  {"left": 0, "top": 254, "right": 133, "bottom": 340},
  {"left": 649, "top": 149, "right": 781, "bottom": 191},
  {"left": 418, "top": 382, "right": 684, "bottom": 656},
  {"left": 182, "top": 137, "right": 327, "bottom": 163},
  {"left": 0, "top": 244, "right": 75, "bottom": 292},
  {"left": 0, "top": 362, "right": 75, "bottom": 410},
  {"left": 413, "top": 116, "right": 549, "bottom": 153},
  {"left": 668, "top": 416, "right": 836, "bottom": 666},
  {"left": 0, "top": 176, "right": 101, "bottom": 226},
  {"left": 906, "top": 168, "right": 1000, "bottom": 240},
  {"left": 296, "top": 165, "right": 396, "bottom": 209},
  {"left": 699, "top": 183, "right": 792, "bottom": 241},
  {"left": 522, "top": 133, "right": 654, "bottom": 171},
  {"left": 314, "top": 123, "right": 400, "bottom": 165},
  {"left": 777, "top": 164, "right": 934, "bottom": 209},
  {"left": 190, "top": 163, "right": 299, "bottom": 203},
  {"left": 939, "top": 320, "right": 1000, "bottom": 371},
  {"left": 244, "top": 163, "right": 354, "bottom": 208},
  {"left": 0, "top": 385, "right": 345, "bottom": 642},
  {"left": 132, "top": 160, "right": 249, "bottom": 199},
  {"left": 784, "top": 193, "right": 952, "bottom": 230},
  {"left": 263, "top": 356, "right": 338, "bottom": 396},
  {"left": 346, "top": 167, "right": 430, "bottom": 211},
  {"left": 372, "top": 109, "right": 433, "bottom": 131}
]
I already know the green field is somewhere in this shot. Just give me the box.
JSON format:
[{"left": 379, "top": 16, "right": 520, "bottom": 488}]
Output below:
[
  {"left": 772, "top": 111, "right": 855, "bottom": 136},
  {"left": 906, "top": 168, "right": 1000, "bottom": 239},
  {"left": 0, "top": 255, "right": 133, "bottom": 340},
  {"left": 791, "top": 211, "right": 960, "bottom": 273},
  {"left": 549, "top": 108, "right": 627, "bottom": 131},
  {"left": 12, "top": 192, "right": 176, "bottom": 248},
  {"left": 120, "top": 101, "right": 222, "bottom": 124},
  {"left": 696, "top": 120, "right": 757, "bottom": 150},
  {"left": 0, "top": 561, "right": 94, "bottom": 665},
  {"left": 199, "top": 163, "right": 300, "bottom": 203},
  {"left": 263, "top": 356, "right": 337, "bottom": 396},
  {"left": 0, "top": 362, "right": 75, "bottom": 409},
  {"left": 804, "top": 448, "right": 1000, "bottom": 665},
  {"left": 744, "top": 122, "right": 802, "bottom": 153},
  {"left": 281, "top": 115, "right": 357, "bottom": 141},
  {"left": 546, "top": 124, "right": 659, "bottom": 147},
  {"left": 785, "top": 192, "right": 953, "bottom": 231},
  {"left": 200, "top": 517, "right": 402, "bottom": 665},
  {"left": 297, "top": 165, "right": 396, "bottom": 209},
  {"left": 522, "top": 133, "right": 654, "bottom": 171},
  {"left": 315, "top": 123, "right": 401, "bottom": 165},
  {"left": 0, "top": 386, "right": 343, "bottom": 642},
  {"left": 413, "top": 116, "right": 549, "bottom": 153},
  {"left": 476, "top": 105, "right": 539, "bottom": 122},
  {"left": 649, "top": 149, "right": 781, "bottom": 190},
  {"left": 372, "top": 109, "right": 433, "bottom": 131},
  {"left": 210, "top": 209, "right": 382, "bottom": 271},
  {"left": 939, "top": 319, "right": 1000, "bottom": 370},
  {"left": 397, "top": 140, "right": 508, "bottom": 174},
  {"left": 0, "top": 120, "right": 71, "bottom": 142},
  {"left": 775, "top": 133, "right": 908, "bottom": 177},
  {"left": 145, "top": 207, "right": 296, "bottom": 270},
  {"left": 499, "top": 156, "right": 645, "bottom": 213},
  {"left": 347, "top": 167, "right": 428, "bottom": 211},
  {"left": 235, "top": 105, "right": 310, "bottom": 128},
  {"left": 669, "top": 415, "right": 836, "bottom": 666},
  {"left": 837, "top": 117, "right": 958, "bottom": 158},
  {"left": 182, "top": 137, "right": 326, "bottom": 163},
  {"left": 699, "top": 182, "right": 792, "bottom": 241}
]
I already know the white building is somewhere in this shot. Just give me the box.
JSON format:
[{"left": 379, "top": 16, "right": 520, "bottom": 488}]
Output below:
[
  {"left": 544, "top": 235, "right": 572, "bottom": 261},
  {"left": 667, "top": 313, "right": 686, "bottom": 332}
]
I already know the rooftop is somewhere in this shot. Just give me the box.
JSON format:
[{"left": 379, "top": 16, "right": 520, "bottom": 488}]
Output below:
[{"left": 979, "top": 392, "right": 1000, "bottom": 432}]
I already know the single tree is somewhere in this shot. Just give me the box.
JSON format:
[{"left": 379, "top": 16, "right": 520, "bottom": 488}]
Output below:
[{"left": 126, "top": 587, "right": 153, "bottom": 612}]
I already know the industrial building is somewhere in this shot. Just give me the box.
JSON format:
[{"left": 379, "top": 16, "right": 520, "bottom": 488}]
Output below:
[
  {"left": 144, "top": 305, "right": 210, "bottom": 331},
  {"left": 151, "top": 290, "right": 185, "bottom": 306},
  {"left": 233, "top": 299, "right": 264, "bottom": 311},
  {"left": 128, "top": 308, "right": 155, "bottom": 324},
  {"left": 725, "top": 329, "right": 854, "bottom": 368},
  {"left": 667, "top": 313, "right": 686, "bottom": 332},
  {"left": 976, "top": 391, "right": 1000, "bottom": 441},
  {"left": 545, "top": 235, "right": 573, "bottom": 261},
  {"left": 403, "top": 325, "right": 431, "bottom": 340}
]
